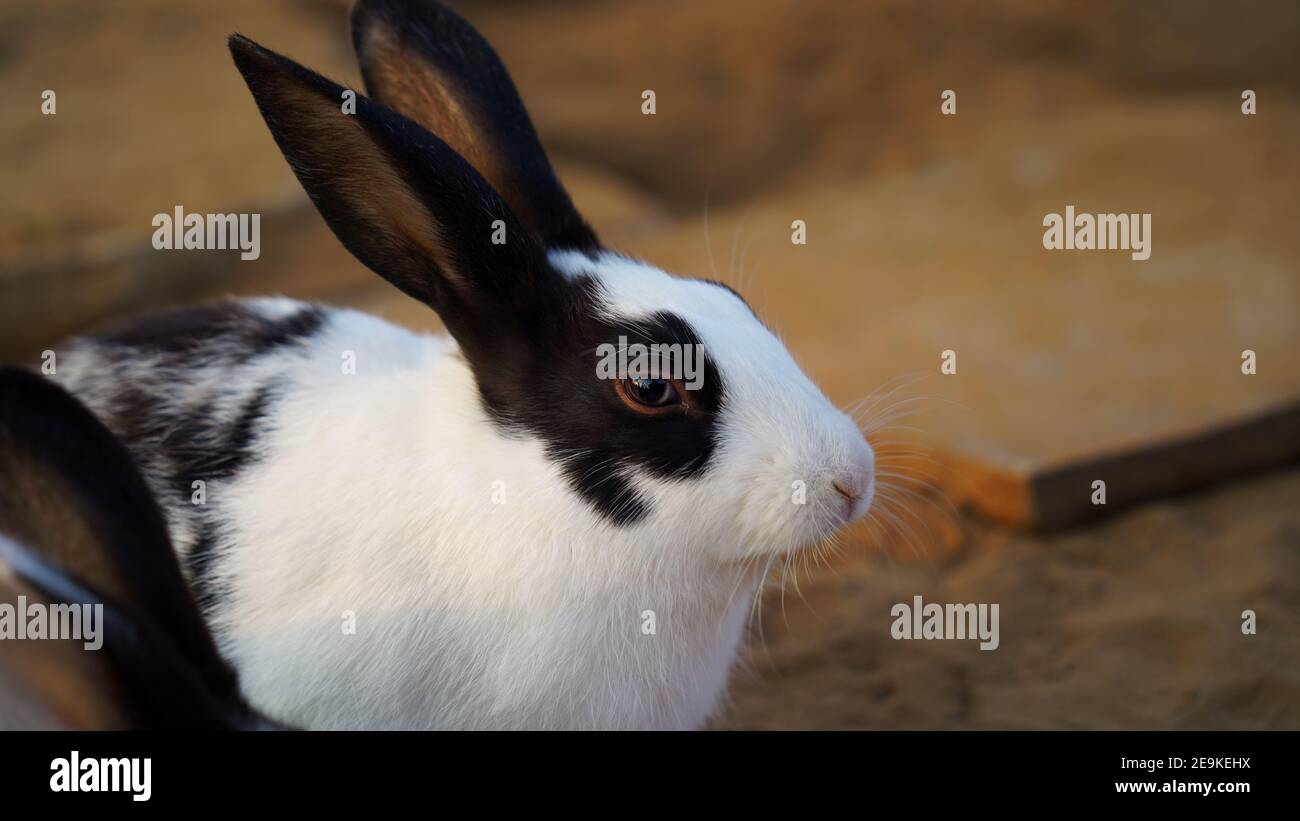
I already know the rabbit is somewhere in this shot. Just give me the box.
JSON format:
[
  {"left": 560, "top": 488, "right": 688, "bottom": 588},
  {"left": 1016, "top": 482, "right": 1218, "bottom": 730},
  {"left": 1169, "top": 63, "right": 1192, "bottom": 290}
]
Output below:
[
  {"left": 0, "top": 367, "right": 280, "bottom": 729},
  {"left": 44, "top": 0, "right": 876, "bottom": 730}
]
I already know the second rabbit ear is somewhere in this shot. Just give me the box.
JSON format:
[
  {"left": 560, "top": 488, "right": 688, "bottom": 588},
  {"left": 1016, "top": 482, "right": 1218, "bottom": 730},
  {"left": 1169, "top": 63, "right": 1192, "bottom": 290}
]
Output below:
[
  {"left": 0, "top": 368, "right": 266, "bottom": 728},
  {"left": 351, "top": 0, "right": 598, "bottom": 251},
  {"left": 229, "top": 33, "right": 555, "bottom": 345}
]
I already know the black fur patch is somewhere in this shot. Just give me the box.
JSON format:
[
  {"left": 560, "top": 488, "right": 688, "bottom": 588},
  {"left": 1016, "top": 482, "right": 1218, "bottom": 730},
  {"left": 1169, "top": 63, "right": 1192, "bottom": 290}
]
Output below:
[
  {"left": 186, "top": 524, "right": 222, "bottom": 614},
  {"left": 474, "top": 277, "right": 725, "bottom": 526},
  {"left": 74, "top": 302, "right": 325, "bottom": 612},
  {"left": 161, "top": 385, "right": 276, "bottom": 496},
  {"left": 90, "top": 302, "right": 325, "bottom": 366}
]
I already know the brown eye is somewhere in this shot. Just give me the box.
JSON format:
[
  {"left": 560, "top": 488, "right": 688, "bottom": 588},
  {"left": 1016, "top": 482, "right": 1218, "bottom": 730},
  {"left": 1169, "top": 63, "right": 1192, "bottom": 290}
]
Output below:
[{"left": 615, "top": 376, "right": 683, "bottom": 414}]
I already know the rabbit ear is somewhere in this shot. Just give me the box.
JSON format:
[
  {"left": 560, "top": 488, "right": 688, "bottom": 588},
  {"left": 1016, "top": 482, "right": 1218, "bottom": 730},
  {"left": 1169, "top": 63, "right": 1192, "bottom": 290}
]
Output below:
[
  {"left": 0, "top": 562, "right": 131, "bottom": 729},
  {"left": 0, "top": 535, "right": 269, "bottom": 729},
  {"left": 350, "top": 0, "right": 598, "bottom": 250},
  {"left": 229, "top": 34, "right": 560, "bottom": 351},
  {"left": 0, "top": 368, "right": 264, "bottom": 728}
]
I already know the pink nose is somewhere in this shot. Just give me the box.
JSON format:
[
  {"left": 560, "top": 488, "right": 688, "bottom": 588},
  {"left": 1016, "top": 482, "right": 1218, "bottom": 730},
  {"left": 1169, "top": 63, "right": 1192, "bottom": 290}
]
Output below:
[
  {"left": 831, "top": 466, "right": 874, "bottom": 521},
  {"left": 832, "top": 480, "right": 858, "bottom": 504}
]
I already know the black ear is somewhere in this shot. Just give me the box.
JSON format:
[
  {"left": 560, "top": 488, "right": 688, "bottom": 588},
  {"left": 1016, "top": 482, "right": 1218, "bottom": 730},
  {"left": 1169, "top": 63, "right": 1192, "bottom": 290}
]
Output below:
[
  {"left": 0, "top": 548, "right": 131, "bottom": 730},
  {"left": 0, "top": 535, "right": 272, "bottom": 729},
  {"left": 351, "top": 0, "right": 597, "bottom": 250},
  {"left": 229, "top": 33, "right": 558, "bottom": 353},
  {"left": 0, "top": 368, "right": 270, "bottom": 729}
]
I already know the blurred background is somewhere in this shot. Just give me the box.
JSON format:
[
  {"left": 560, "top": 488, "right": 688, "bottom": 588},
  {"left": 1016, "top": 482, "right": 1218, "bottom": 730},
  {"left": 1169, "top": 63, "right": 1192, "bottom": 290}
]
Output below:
[{"left": 1, "top": 0, "right": 1298, "bottom": 728}]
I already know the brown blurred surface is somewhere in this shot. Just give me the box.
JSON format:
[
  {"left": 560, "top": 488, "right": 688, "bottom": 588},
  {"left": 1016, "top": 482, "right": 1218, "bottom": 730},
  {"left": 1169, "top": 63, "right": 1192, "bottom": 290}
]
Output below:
[{"left": 5, "top": 0, "right": 1300, "bottom": 254}]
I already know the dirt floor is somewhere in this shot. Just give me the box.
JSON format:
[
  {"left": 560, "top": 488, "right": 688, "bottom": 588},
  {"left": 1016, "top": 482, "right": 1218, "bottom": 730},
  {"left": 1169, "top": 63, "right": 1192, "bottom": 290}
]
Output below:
[
  {"left": 719, "top": 467, "right": 1300, "bottom": 729},
  {"left": 2, "top": 0, "right": 1298, "bottom": 728}
]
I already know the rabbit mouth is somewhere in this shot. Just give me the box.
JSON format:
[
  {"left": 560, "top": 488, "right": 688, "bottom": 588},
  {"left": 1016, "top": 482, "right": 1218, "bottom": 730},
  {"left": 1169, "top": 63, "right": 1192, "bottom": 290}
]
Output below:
[{"left": 804, "top": 484, "right": 874, "bottom": 550}]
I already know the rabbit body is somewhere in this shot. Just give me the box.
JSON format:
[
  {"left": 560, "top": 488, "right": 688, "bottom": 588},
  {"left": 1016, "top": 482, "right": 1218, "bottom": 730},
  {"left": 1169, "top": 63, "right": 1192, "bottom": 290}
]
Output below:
[{"left": 55, "top": 297, "right": 756, "bottom": 730}]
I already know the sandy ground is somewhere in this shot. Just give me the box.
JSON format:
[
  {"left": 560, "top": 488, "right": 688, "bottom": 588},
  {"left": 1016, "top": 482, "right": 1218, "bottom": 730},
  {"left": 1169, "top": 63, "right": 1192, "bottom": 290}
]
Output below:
[
  {"left": 718, "top": 467, "right": 1300, "bottom": 729},
  {"left": 2, "top": 0, "right": 1298, "bottom": 728}
]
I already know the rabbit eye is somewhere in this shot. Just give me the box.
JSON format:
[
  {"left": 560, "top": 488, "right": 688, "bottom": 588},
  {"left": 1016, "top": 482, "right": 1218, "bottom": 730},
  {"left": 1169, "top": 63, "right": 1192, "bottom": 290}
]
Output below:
[{"left": 615, "top": 376, "right": 683, "bottom": 413}]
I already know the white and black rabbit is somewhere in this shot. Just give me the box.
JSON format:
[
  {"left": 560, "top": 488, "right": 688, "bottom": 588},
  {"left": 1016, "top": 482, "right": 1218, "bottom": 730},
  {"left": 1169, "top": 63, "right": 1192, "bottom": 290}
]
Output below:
[
  {"left": 48, "top": 0, "right": 875, "bottom": 729},
  {"left": 0, "top": 367, "right": 278, "bottom": 729}
]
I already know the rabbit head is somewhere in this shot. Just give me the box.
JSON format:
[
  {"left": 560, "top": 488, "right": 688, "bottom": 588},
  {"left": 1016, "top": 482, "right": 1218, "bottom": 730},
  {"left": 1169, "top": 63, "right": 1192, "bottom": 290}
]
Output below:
[{"left": 227, "top": 0, "right": 874, "bottom": 566}]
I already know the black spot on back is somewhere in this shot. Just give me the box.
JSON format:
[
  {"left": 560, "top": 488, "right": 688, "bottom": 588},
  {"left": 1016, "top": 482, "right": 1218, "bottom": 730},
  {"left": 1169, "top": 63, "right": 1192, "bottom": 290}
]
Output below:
[
  {"left": 161, "top": 385, "right": 275, "bottom": 495},
  {"left": 186, "top": 523, "right": 222, "bottom": 614},
  {"left": 69, "top": 301, "right": 326, "bottom": 615},
  {"left": 89, "top": 301, "right": 325, "bottom": 365}
]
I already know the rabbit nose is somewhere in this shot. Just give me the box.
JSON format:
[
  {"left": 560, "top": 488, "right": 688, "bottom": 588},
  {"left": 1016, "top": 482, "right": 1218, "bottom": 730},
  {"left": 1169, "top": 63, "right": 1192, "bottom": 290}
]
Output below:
[
  {"left": 832, "top": 480, "right": 857, "bottom": 503},
  {"left": 832, "top": 452, "right": 875, "bottom": 519},
  {"left": 830, "top": 478, "right": 868, "bottom": 523}
]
